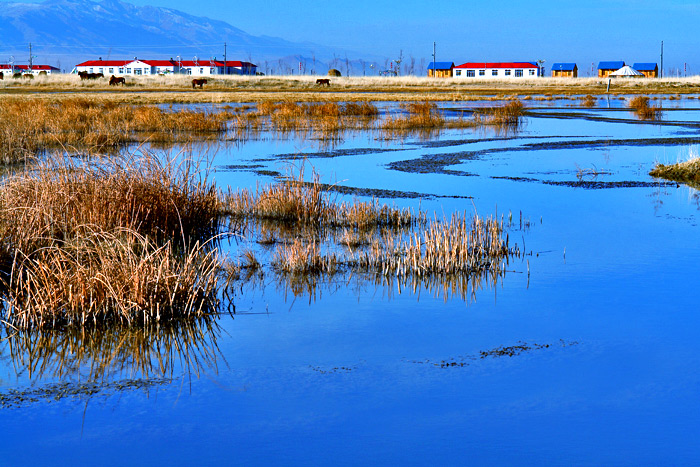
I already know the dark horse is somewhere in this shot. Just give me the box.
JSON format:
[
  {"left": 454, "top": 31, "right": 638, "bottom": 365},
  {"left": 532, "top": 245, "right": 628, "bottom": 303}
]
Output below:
[
  {"left": 315, "top": 78, "right": 331, "bottom": 86},
  {"left": 192, "top": 78, "right": 207, "bottom": 89},
  {"left": 0, "top": 72, "right": 3, "bottom": 80},
  {"left": 79, "top": 71, "right": 104, "bottom": 80},
  {"left": 109, "top": 75, "right": 126, "bottom": 86}
]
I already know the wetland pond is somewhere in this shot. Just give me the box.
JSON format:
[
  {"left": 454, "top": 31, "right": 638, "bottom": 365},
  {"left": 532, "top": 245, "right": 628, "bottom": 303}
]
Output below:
[{"left": 2, "top": 97, "right": 700, "bottom": 465}]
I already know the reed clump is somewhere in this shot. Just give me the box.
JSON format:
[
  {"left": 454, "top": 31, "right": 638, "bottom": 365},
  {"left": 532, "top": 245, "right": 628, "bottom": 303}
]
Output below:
[
  {"left": 0, "top": 152, "right": 226, "bottom": 329},
  {"left": 628, "top": 95, "right": 661, "bottom": 120},
  {"left": 477, "top": 99, "right": 525, "bottom": 125},
  {"left": 650, "top": 157, "right": 700, "bottom": 184},
  {"left": 0, "top": 98, "right": 230, "bottom": 161},
  {"left": 581, "top": 94, "right": 597, "bottom": 107}
]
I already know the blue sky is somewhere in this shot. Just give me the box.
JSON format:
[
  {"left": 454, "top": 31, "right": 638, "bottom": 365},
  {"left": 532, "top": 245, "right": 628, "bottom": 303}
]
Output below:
[
  {"left": 124, "top": 0, "right": 698, "bottom": 75},
  {"left": 4, "top": 0, "right": 700, "bottom": 74}
]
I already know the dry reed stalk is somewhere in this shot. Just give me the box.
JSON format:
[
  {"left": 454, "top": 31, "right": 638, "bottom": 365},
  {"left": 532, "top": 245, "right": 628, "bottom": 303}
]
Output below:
[
  {"left": 581, "top": 95, "right": 597, "bottom": 107},
  {"left": 628, "top": 96, "right": 661, "bottom": 120}
]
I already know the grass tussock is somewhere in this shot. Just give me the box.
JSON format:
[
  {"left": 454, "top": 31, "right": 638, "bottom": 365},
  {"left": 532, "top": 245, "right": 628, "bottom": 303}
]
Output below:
[
  {"left": 477, "top": 99, "right": 525, "bottom": 125},
  {"left": 650, "top": 157, "right": 700, "bottom": 184},
  {"left": 223, "top": 165, "right": 419, "bottom": 229},
  {"left": 628, "top": 95, "right": 662, "bottom": 120},
  {"left": 0, "top": 152, "right": 226, "bottom": 329},
  {"left": 581, "top": 95, "right": 597, "bottom": 107}
]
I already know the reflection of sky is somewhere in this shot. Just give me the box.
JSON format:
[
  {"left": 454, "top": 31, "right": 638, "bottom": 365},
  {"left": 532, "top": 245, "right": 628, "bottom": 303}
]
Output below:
[{"left": 3, "top": 101, "right": 700, "bottom": 464}]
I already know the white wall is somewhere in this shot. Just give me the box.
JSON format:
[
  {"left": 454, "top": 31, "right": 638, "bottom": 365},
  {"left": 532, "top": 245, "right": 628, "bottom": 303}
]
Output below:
[{"left": 453, "top": 67, "right": 539, "bottom": 79}]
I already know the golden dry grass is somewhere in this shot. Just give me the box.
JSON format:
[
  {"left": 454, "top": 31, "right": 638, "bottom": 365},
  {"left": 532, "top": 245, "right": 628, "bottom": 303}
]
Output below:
[
  {"left": 650, "top": 157, "right": 700, "bottom": 184},
  {"left": 0, "top": 152, "right": 226, "bottom": 329},
  {"left": 628, "top": 95, "right": 662, "bottom": 120}
]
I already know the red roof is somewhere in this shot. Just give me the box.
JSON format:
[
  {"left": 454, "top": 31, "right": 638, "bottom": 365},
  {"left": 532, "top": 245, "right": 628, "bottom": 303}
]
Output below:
[
  {"left": 454, "top": 62, "right": 538, "bottom": 69},
  {"left": 76, "top": 60, "right": 131, "bottom": 67},
  {"left": 0, "top": 64, "right": 59, "bottom": 71},
  {"left": 141, "top": 60, "right": 178, "bottom": 67}
]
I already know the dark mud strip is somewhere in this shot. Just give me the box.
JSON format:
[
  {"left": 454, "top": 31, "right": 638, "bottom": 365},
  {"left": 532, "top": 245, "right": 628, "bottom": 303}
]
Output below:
[
  {"left": 0, "top": 378, "right": 171, "bottom": 409},
  {"left": 271, "top": 147, "right": 406, "bottom": 160},
  {"left": 406, "top": 135, "right": 563, "bottom": 149},
  {"left": 527, "top": 109, "right": 700, "bottom": 128},
  {"left": 217, "top": 164, "right": 282, "bottom": 178},
  {"left": 389, "top": 136, "right": 700, "bottom": 176},
  {"left": 491, "top": 176, "right": 678, "bottom": 189},
  {"left": 408, "top": 340, "right": 579, "bottom": 369},
  {"left": 309, "top": 182, "right": 473, "bottom": 200}
]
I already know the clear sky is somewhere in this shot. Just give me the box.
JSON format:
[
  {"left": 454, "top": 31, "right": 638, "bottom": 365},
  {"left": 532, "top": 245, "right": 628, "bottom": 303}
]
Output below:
[{"left": 6, "top": 0, "right": 700, "bottom": 75}]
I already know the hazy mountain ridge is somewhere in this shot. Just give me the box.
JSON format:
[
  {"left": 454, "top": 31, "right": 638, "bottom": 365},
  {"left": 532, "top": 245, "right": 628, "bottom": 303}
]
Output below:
[{"left": 0, "top": 0, "right": 382, "bottom": 73}]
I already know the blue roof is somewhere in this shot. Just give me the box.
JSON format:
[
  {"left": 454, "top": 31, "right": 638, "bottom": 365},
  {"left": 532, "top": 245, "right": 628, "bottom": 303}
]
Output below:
[
  {"left": 551, "top": 63, "right": 577, "bottom": 71},
  {"left": 427, "top": 62, "right": 454, "bottom": 69},
  {"left": 633, "top": 63, "right": 657, "bottom": 71},
  {"left": 598, "top": 61, "right": 625, "bottom": 70}
]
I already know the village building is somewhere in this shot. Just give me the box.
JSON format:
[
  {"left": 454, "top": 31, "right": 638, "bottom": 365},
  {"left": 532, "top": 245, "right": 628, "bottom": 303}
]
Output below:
[
  {"left": 75, "top": 58, "right": 256, "bottom": 77},
  {"left": 632, "top": 63, "right": 658, "bottom": 78},
  {"left": 598, "top": 61, "right": 625, "bottom": 78},
  {"left": 427, "top": 62, "right": 454, "bottom": 78},
  {"left": 551, "top": 63, "right": 578, "bottom": 78},
  {"left": 453, "top": 62, "right": 539, "bottom": 79},
  {"left": 0, "top": 64, "right": 60, "bottom": 75}
]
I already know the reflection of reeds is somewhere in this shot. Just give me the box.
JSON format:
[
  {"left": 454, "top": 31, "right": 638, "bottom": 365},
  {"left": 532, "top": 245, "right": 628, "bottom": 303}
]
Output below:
[
  {"left": 2, "top": 317, "right": 222, "bottom": 380},
  {"left": 628, "top": 96, "right": 661, "bottom": 120}
]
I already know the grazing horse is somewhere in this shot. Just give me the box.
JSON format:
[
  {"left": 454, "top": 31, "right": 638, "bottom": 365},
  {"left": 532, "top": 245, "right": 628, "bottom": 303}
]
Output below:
[
  {"left": 109, "top": 75, "right": 126, "bottom": 86},
  {"left": 12, "top": 73, "right": 22, "bottom": 79},
  {"left": 22, "top": 74, "right": 33, "bottom": 79},
  {"left": 0, "top": 72, "right": 3, "bottom": 80},
  {"left": 192, "top": 78, "right": 207, "bottom": 89},
  {"left": 315, "top": 78, "right": 331, "bottom": 86},
  {"left": 79, "top": 71, "right": 103, "bottom": 80}
]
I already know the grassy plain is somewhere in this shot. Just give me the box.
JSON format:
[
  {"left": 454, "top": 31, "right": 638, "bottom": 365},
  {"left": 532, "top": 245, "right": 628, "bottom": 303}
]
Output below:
[{"left": 3, "top": 74, "right": 700, "bottom": 104}]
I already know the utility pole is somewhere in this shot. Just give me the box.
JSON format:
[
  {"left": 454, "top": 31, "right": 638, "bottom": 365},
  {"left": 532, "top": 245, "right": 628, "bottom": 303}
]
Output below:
[
  {"left": 660, "top": 40, "right": 664, "bottom": 79},
  {"left": 224, "top": 42, "right": 227, "bottom": 75},
  {"left": 432, "top": 41, "right": 436, "bottom": 78},
  {"left": 28, "top": 43, "right": 32, "bottom": 72}
]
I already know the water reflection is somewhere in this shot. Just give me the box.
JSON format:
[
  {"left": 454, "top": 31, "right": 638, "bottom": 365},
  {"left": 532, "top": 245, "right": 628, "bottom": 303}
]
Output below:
[{"left": 0, "top": 316, "right": 225, "bottom": 382}]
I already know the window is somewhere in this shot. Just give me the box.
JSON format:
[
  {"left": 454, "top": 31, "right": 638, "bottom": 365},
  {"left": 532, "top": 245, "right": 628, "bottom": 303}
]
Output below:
[
  {"left": 200, "top": 68, "right": 204, "bottom": 74},
  {"left": 466, "top": 70, "right": 475, "bottom": 77},
  {"left": 210, "top": 67, "right": 215, "bottom": 74},
  {"left": 134, "top": 69, "right": 142, "bottom": 75},
  {"left": 144, "top": 68, "right": 149, "bottom": 74},
  {"left": 108, "top": 68, "right": 113, "bottom": 73},
  {"left": 455, "top": 70, "right": 461, "bottom": 76},
  {"left": 479, "top": 69, "right": 485, "bottom": 76},
  {"left": 126, "top": 68, "right": 131, "bottom": 74},
  {"left": 515, "top": 69, "right": 523, "bottom": 77},
  {"left": 492, "top": 69, "right": 498, "bottom": 76},
  {"left": 505, "top": 69, "right": 511, "bottom": 76},
  {"left": 119, "top": 67, "right": 124, "bottom": 73},
  {"left": 99, "top": 68, "right": 103, "bottom": 73},
  {"left": 529, "top": 69, "right": 536, "bottom": 76},
  {"left": 89, "top": 68, "right": 93, "bottom": 73}
]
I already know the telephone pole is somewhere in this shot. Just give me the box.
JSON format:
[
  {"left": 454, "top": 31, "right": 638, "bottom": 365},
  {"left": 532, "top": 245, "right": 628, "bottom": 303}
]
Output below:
[
  {"left": 28, "top": 43, "right": 33, "bottom": 72},
  {"left": 224, "top": 42, "right": 227, "bottom": 75},
  {"left": 432, "top": 42, "right": 436, "bottom": 78},
  {"left": 660, "top": 41, "right": 664, "bottom": 79}
]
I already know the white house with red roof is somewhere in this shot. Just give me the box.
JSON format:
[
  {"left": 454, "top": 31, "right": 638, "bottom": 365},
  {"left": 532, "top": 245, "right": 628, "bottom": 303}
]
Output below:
[
  {"left": 74, "top": 58, "right": 257, "bottom": 77},
  {"left": 453, "top": 62, "right": 540, "bottom": 79},
  {"left": 0, "top": 64, "right": 60, "bottom": 75}
]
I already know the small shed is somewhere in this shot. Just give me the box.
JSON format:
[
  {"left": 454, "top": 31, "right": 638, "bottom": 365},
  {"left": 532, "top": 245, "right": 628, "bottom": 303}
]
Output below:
[
  {"left": 551, "top": 63, "right": 578, "bottom": 78},
  {"left": 632, "top": 63, "right": 658, "bottom": 78},
  {"left": 598, "top": 61, "right": 625, "bottom": 78},
  {"left": 609, "top": 66, "right": 644, "bottom": 78},
  {"left": 427, "top": 62, "right": 454, "bottom": 78}
]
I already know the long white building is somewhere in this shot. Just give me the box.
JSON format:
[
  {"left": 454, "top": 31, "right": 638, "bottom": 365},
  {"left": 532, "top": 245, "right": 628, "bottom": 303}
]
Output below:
[
  {"left": 0, "top": 64, "right": 61, "bottom": 75},
  {"left": 453, "top": 62, "right": 540, "bottom": 79},
  {"left": 74, "top": 59, "right": 257, "bottom": 77}
]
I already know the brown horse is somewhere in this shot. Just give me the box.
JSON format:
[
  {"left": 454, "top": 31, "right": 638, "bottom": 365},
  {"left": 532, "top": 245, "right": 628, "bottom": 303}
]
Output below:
[
  {"left": 0, "top": 72, "right": 3, "bottom": 80},
  {"left": 79, "top": 71, "right": 103, "bottom": 80},
  {"left": 109, "top": 75, "right": 126, "bottom": 85},
  {"left": 192, "top": 78, "right": 207, "bottom": 89},
  {"left": 316, "top": 78, "right": 331, "bottom": 86}
]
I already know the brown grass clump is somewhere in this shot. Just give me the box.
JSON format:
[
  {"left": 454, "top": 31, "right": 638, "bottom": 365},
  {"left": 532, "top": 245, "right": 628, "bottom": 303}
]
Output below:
[
  {"left": 581, "top": 95, "right": 597, "bottom": 107},
  {"left": 0, "top": 152, "right": 226, "bottom": 329},
  {"left": 479, "top": 100, "right": 525, "bottom": 125},
  {"left": 0, "top": 98, "right": 230, "bottom": 162},
  {"left": 628, "top": 95, "right": 662, "bottom": 120},
  {"left": 650, "top": 157, "right": 700, "bottom": 184}
]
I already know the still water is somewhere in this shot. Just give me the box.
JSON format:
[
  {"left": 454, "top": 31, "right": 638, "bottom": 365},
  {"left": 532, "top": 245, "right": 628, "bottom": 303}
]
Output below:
[{"left": 2, "top": 99, "right": 700, "bottom": 465}]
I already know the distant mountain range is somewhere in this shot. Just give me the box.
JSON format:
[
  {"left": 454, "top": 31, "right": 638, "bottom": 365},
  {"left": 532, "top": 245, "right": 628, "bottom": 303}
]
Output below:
[{"left": 0, "top": 0, "right": 393, "bottom": 75}]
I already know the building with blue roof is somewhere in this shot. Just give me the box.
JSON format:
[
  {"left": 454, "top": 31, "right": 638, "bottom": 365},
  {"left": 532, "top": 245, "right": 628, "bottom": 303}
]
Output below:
[
  {"left": 632, "top": 63, "right": 658, "bottom": 78},
  {"left": 598, "top": 61, "right": 625, "bottom": 77},
  {"left": 427, "top": 62, "right": 454, "bottom": 78},
  {"left": 551, "top": 63, "right": 578, "bottom": 78}
]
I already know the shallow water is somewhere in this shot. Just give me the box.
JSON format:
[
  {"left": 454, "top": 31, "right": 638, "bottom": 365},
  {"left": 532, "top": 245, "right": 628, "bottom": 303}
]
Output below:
[{"left": 2, "top": 99, "right": 700, "bottom": 465}]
